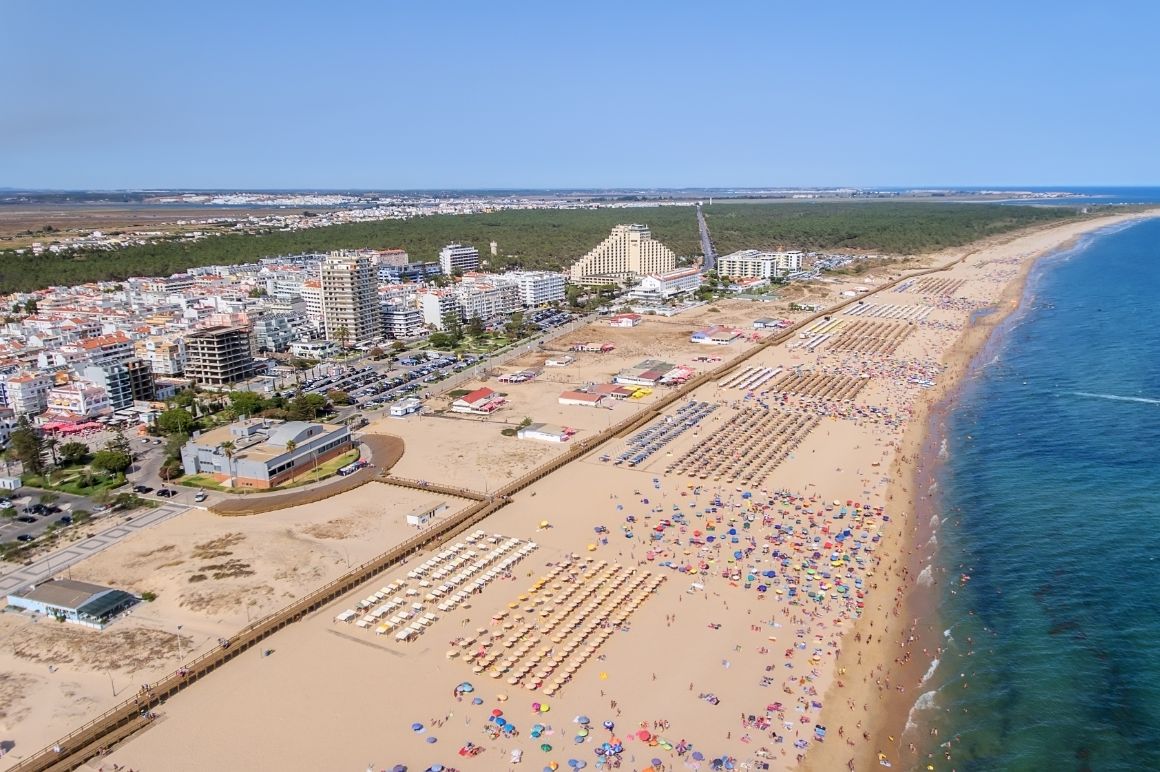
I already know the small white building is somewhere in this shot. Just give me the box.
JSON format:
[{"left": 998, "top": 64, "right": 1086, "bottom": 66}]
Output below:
[
  {"left": 517, "top": 423, "right": 576, "bottom": 443},
  {"left": 389, "top": 397, "right": 423, "bottom": 417},
  {"left": 607, "top": 313, "right": 643, "bottom": 328},
  {"left": 6, "top": 579, "right": 138, "bottom": 629},
  {"left": 290, "top": 339, "right": 339, "bottom": 359},
  {"left": 545, "top": 355, "right": 575, "bottom": 368},
  {"left": 405, "top": 501, "right": 449, "bottom": 527}
]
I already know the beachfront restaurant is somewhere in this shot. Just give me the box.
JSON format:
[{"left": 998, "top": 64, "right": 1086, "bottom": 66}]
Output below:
[
  {"left": 6, "top": 579, "right": 138, "bottom": 629},
  {"left": 614, "top": 359, "right": 677, "bottom": 387}
]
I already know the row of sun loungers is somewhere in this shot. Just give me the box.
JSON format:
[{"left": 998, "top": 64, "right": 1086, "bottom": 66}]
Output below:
[
  {"left": 844, "top": 302, "right": 933, "bottom": 321},
  {"left": 615, "top": 401, "right": 717, "bottom": 467},
  {"left": 457, "top": 560, "right": 664, "bottom": 695},
  {"left": 333, "top": 531, "right": 537, "bottom": 643}
]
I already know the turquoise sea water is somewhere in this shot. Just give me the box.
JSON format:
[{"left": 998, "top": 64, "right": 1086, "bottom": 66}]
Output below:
[{"left": 914, "top": 218, "right": 1160, "bottom": 771}]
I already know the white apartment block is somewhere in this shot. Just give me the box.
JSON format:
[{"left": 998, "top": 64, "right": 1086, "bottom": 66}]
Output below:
[
  {"left": 382, "top": 303, "right": 425, "bottom": 339},
  {"left": 135, "top": 337, "right": 186, "bottom": 376},
  {"left": 438, "top": 244, "right": 480, "bottom": 275},
  {"left": 419, "top": 291, "right": 462, "bottom": 330},
  {"left": 495, "top": 271, "right": 567, "bottom": 307},
  {"left": 455, "top": 282, "right": 521, "bottom": 321},
  {"left": 45, "top": 384, "right": 111, "bottom": 419},
  {"left": 300, "top": 280, "right": 324, "bottom": 330},
  {"left": 716, "top": 249, "right": 805, "bottom": 280},
  {"left": 1, "top": 373, "right": 54, "bottom": 416},
  {"left": 319, "top": 251, "right": 382, "bottom": 344},
  {"left": 568, "top": 224, "right": 677, "bottom": 285},
  {"left": 627, "top": 267, "right": 704, "bottom": 303}
]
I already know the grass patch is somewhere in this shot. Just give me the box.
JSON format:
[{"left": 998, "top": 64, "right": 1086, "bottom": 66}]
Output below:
[
  {"left": 22, "top": 470, "right": 126, "bottom": 496},
  {"left": 274, "top": 448, "right": 361, "bottom": 489}
]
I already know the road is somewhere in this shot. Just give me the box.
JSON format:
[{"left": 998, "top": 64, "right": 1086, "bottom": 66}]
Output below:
[
  {"left": 697, "top": 203, "right": 716, "bottom": 272},
  {"left": 0, "top": 500, "right": 191, "bottom": 594}
]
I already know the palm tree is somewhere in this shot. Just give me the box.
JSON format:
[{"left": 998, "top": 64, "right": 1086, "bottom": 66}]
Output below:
[
  {"left": 335, "top": 324, "right": 350, "bottom": 349},
  {"left": 44, "top": 436, "right": 59, "bottom": 467},
  {"left": 220, "top": 441, "right": 236, "bottom": 488},
  {"left": 283, "top": 439, "right": 301, "bottom": 479}
]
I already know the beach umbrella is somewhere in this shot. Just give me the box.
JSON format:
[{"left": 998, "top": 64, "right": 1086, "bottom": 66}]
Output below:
[
  {"left": 603, "top": 720, "right": 615, "bottom": 730},
  {"left": 577, "top": 715, "right": 590, "bottom": 724},
  {"left": 492, "top": 709, "right": 504, "bottom": 717},
  {"left": 541, "top": 743, "right": 553, "bottom": 752},
  {"left": 426, "top": 736, "right": 437, "bottom": 743},
  {"left": 457, "top": 681, "right": 474, "bottom": 693},
  {"left": 652, "top": 759, "right": 662, "bottom": 767},
  {"left": 692, "top": 751, "right": 704, "bottom": 761},
  {"left": 392, "top": 766, "right": 407, "bottom": 772},
  {"left": 411, "top": 722, "right": 424, "bottom": 732}
]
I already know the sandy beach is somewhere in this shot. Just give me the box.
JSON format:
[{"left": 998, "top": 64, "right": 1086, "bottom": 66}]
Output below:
[{"left": 1, "top": 211, "right": 1153, "bottom": 772}]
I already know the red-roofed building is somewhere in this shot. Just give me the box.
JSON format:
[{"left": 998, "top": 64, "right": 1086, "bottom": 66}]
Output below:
[
  {"left": 558, "top": 390, "right": 606, "bottom": 407},
  {"left": 608, "top": 313, "right": 642, "bottom": 328},
  {"left": 451, "top": 387, "right": 506, "bottom": 415}
]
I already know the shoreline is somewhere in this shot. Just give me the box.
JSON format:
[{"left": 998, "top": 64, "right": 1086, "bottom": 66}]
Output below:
[{"left": 804, "top": 209, "right": 1160, "bottom": 772}]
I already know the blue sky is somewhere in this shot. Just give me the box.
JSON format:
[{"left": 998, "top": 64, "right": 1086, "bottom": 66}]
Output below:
[{"left": 2, "top": 1, "right": 1158, "bottom": 189}]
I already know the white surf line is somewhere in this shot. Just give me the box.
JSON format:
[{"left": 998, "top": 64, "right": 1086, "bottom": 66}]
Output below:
[{"left": 1069, "top": 391, "right": 1160, "bottom": 405}]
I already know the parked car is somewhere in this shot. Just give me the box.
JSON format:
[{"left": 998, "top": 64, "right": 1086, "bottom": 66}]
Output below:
[
  {"left": 16, "top": 534, "right": 34, "bottom": 542},
  {"left": 194, "top": 491, "right": 208, "bottom": 502}
]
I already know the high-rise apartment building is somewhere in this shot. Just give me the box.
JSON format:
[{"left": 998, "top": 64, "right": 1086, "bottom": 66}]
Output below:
[
  {"left": 184, "top": 326, "right": 257, "bottom": 387},
  {"left": 568, "top": 224, "right": 677, "bottom": 285},
  {"left": 319, "top": 251, "right": 382, "bottom": 344},
  {"left": 438, "top": 244, "right": 480, "bottom": 275}
]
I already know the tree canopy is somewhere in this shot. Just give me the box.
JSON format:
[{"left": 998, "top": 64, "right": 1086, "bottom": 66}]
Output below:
[{"left": 0, "top": 202, "right": 1078, "bottom": 293}]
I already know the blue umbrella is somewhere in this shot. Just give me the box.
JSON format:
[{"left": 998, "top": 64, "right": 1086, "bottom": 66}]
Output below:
[
  {"left": 472, "top": 697, "right": 483, "bottom": 705},
  {"left": 426, "top": 736, "right": 437, "bottom": 744},
  {"left": 457, "top": 681, "right": 474, "bottom": 692},
  {"left": 692, "top": 751, "right": 705, "bottom": 760},
  {"left": 411, "top": 722, "right": 424, "bottom": 732},
  {"left": 577, "top": 715, "right": 590, "bottom": 724}
]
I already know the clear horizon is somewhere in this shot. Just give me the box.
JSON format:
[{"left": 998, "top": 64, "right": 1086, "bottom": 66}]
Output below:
[{"left": 3, "top": 1, "right": 1158, "bottom": 189}]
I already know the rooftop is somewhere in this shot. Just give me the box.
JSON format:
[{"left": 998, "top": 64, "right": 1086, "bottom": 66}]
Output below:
[{"left": 9, "top": 579, "right": 114, "bottom": 610}]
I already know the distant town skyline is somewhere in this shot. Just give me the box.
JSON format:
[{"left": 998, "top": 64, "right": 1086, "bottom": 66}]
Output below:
[{"left": 3, "top": 1, "right": 1159, "bottom": 189}]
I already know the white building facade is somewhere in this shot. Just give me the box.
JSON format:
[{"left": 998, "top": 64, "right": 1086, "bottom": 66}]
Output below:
[
  {"left": 320, "top": 251, "right": 382, "bottom": 344},
  {"left": 497, "top": 271, "right": 567, "bottom": 306},
  {"left": 717, "top": 249, "right": 804, "bottom": 280},
  {"left": 569, "top": 224, "right": 677, "bottom": 285},
  {"left": 627, "top": 267, "right": 703, "bottom": 303},
  {"left": 438, "top": 244, "right": 480, "bottom": 275}
]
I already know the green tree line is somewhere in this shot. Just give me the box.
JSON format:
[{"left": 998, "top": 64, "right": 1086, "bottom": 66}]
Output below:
[{"left": 0, "top": 202, "right": 1077, "bottom": 293}]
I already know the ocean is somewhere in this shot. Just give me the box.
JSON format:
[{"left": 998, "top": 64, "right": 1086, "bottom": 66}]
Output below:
[{"left": 912, "top": 217, "right": 1160, "bottom": 771}]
